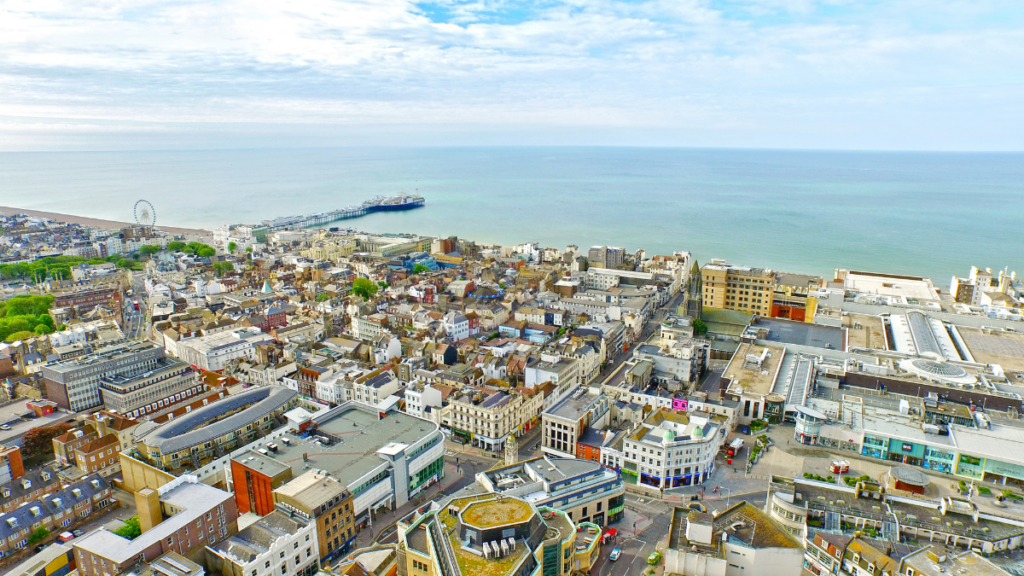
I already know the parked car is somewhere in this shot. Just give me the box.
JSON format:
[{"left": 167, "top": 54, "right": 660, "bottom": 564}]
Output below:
[
  {"left": 0, "top": 424, "right": 10, "bottom": 430},
  {"left": 648, "top": 551, "right": 663, "bottom": 565},
  {"left": 610, "top": 548, "right": 622, "bottom": 561},
  {"left": 58, "top": 531, "right": 75, "bottom": 543},
  {"left": 72, "top": 529, "right": 84, "bottom": 537}
]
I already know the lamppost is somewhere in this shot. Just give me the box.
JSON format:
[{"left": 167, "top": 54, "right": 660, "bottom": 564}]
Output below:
[{"left": 722, "top": 487, "right": 732, "bottom": 507}]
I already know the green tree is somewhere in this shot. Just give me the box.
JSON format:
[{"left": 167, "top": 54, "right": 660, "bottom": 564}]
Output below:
[
  {"left": 28, "top": 527, "right": 49, "bottom": 545},
  {"left": 351, "top": 278, "right": 378, "bottom": 300},
  {"left": 228, "top": 241, "right": 237, "bottom": 254},
  {"left": 413, "top": 263, "right": 429, "bottom": 274},
  {"left": 4, "top": 330, "right": 34, "bottom": 343},
  {"left": 212, "top": 261, "right": 234, "bottom": 276},
  {"left": 138, "top": 244, "right": 161, "bottom": 257},
  {"left": 167, "top": 241, "right": 186, "bottom": 252},
  {"left": 114, "top": 516, "right": 142, "bottom": 540},
  {"left": 197, "top": 246, "right": 216, "bottom": 258},
  {"left": 377, "top": 281, "right": 389, "bottom": 290},
  {"left": 316, "top": 293, "right": 331, "bottom": 302},
  {"left": 692, "top": 318, "right": 708, "bottom": 335}
]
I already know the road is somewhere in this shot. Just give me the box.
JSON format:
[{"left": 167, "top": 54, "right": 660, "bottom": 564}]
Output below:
[
  {"left": 597, "top": 289, "right": 687, "bottom": 389},
  {"left": 0, "top": 402, "right": 74, "bottom": 447}
]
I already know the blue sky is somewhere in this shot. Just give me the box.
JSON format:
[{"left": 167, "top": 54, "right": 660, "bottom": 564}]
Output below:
[{"left": 0, "top": 0, "right": 1022, "bottom": 150}]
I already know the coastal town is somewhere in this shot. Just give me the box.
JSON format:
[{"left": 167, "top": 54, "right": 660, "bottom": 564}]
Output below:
[{"left": 1, "top": 206, "right": 1024, "bottom": 576}]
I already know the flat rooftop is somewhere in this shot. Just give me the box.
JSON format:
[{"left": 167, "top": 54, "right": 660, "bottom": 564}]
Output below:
[
  {"left": 843, "top": 314, "right": 887, "bottom": 351},
  {"left": 958, "top": 328, "right": 1024, "bottom": 372},
  {"left": 724, "top": 342, "right": 784, "bottom": 396},
  {"left": 754, "top": 318, "right": 845, "bottom": 351},
  {"left": 843, "top": 271, "right": 938, "bottom": 301},
  {"left": 462, "top": 498, "right": 534, "bottom": 529},
  {"left": 236, "top": 403, "right": 438, "bottom": 488},
  {"left": 545, "top": 390, "right": 603, "bottom": 422}
]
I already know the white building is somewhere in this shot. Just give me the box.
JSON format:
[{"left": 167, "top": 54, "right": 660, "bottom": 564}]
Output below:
[
  {"left": 404, "top": 383, "right": 444, "bottom": 419},
  {"left": 621, "top": 408, "right": 726, "bottom": 490},
  {"left": 442, "top": 311, "right": 469, "bottom": 342},
  {"left": 173, "top": 327, "right": 274, "bottom": 371},
  {"left": 206, "top": 507, "right": 320, "bottom": 576}
]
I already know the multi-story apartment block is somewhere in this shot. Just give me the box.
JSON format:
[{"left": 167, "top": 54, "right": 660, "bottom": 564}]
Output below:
[
  {"left": 620, "top": 408, "right": 726, "bottom": 490},
  {"left": 587, "top": 245, "right": 626, "bottom": 269},
  {"left": 351, "top": 314, "right": 387, "bottom": 342},
  {"left": 440, "top": 387, "right": 544, "bottom": 452},
  {"left": 479, "top": 456, "right": 625, "bottom": 527},
  {"left": 701, "top": 260, "right": 777, "bottom": 315},
  {"left": 51, "top": 284, "right": 120, "bottom": 315},
  {"left": 73, "top": 435, "right": 120, "bottom": 477},
  {"left": 542, "top": 388, "right": 611, "bottom": 458},
  {"left": 43, "top": 341, "right": 163, "bottom": 412},
  {"left": 205, "top": 507, "right": 319, "bottom": 576},
  {"left": 133, "top": 385, "right": 296, "bottom": 473},
  {"left": 53, "top": 428, "right": 100, "bottom": 467},
  {"left": 524, "top": 355, "right": 580, "bottom": 410},
  {"left": 273, "top": 470, "right": 356, "bottom": 561},
  {"left": 98, "top": 356, "right": 202, "bottom": 415},
  {"left": 73, "top": 477, "right": 238, "bottom": 575}
]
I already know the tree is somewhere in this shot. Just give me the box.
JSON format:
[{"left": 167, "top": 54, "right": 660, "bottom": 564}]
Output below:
[
  {"left": 21, "top": 422, "right": 74, "bottom": 458},
  {"left": 316, "top": 293, "right": 331, "bottom": 302},
  {"left": 196, "top": 246, "right": 216, "bottom": 258},
  {"left": 167, "top": 241, "right": 186, "bottom": 252},
  {"left": 138, "top": 244, "right": 161, "bottom": 257},
  {"left": 114, "top": 516, "right": 142, "bottom": 540},
  {"left": 4, "top": 330, "right": 34, "bottom": 343},
  {"left": 377, "top": 281, "right": 389, "bottom": 290},
  {"left": 413, "top": 263, "right": 429, "bottom": 274},
  {"left": 692, "top": 318, "right": 708, "bottom": 335},
  {"left": 28, "top": 527, "right": 49, "bottom": 545},
  {"left": 351, "top": 278, "right": 378, "bottom": 300},
  {"left": 227, "top": 241, "right": 237, "bottom": 254},
  {"left": 212, "top": 262, "right": 234, "bottom": 277}
]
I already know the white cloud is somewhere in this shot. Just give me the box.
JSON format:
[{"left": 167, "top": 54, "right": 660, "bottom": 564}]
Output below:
[{"left": 0, "top": 0, "right": 1021, "bottom": 149}]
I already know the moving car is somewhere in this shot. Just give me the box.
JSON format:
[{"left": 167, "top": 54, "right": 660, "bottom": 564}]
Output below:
[
  {"left": 58, "top": 531, "right": 74, "bottom": 543},
  {"left": 0, "top": 424, "right": 10, "bottom": 430},
  {"left": 609, "top": 548, "right": 622, "bottom": 561}
]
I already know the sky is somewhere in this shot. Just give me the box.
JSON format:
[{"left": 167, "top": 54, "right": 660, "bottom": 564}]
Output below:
[{"left": 1, "top": 0, "right": 1023, "bottom": 151}]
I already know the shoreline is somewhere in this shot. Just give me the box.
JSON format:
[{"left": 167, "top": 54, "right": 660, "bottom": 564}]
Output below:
[{"left": 0, "top": 206, "right": 211, "bottom": 237}]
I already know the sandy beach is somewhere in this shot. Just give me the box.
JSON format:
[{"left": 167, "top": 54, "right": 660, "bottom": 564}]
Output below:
[{"left": 0, "top": 206, "right": 211, "bottom": 238}]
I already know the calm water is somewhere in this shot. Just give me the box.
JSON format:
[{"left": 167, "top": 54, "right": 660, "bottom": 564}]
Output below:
[{"left": 1, "top": 147, "right": 1021, "bottom": 283}]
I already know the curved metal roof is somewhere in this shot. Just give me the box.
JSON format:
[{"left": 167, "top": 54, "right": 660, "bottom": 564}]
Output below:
[{"left": 142, "top": 385, "right": 296, "bottom": 454}]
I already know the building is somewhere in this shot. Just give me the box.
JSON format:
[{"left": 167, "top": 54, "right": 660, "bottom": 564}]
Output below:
[
  {"left": 114, "top": 551, "right": 205, "bottom": 576},
  {"left": 771, "top": 273, "right": 822, "bottom": 322},
  {"left": 350, "top": 370, "right": 401, "bottom": 407},
  {"left": 0, "top": 445, "right": 24, "bottom": 484},
  {"left": 720, "top": 342, "right": 787, "bottom": 425},
  {"left": 42, "top": 341, "right": 164, "bottom": 412},
  {"left": 841, "top": 536, "right": 899, "bottom": 576},
  {"left": 524, "top": 355, "right": 580, "bottom": 409},
  {"left": 620, "top": 408, "right": 726, "bottom": 490},
  {"left": 205, "top": 507, "right": 319, "bottom": 576},
  {"left": 663, "top": 502, "right": 804, "bottom": 576},
  {"left": 230, "top": 402, "right": 444, "bottom": 526},
  {"left": 273, "top": 470, "right": 356, "bottom": 560},
  {"left": 803, "top": 531, "right": 849, "bottom": 576},
  {"left": 477, "top": 456, "right": 625, "bottom": 527},
  {"left": 351, "top": 314, "right": 387, "bottom": 342},
  {"left": 173, "top": 327, "right": 275, "bottom": 372},
  {"left": 51, "top": 284, "right": 120, "bottom": 315},
  {"left": 541, "top": 388, "right": 610, "bottom": 458},
  {"left": 1, "top": 470, "right": 62, "bottom": 513},
  {"left": 396, "top": 493, "right": 601, "bottom": 576},
  {"left": 6, "top": 542, "right": 76, "bottom": 576},
  {"left": 900, "top": 546, "right": 1011, "bottom": 576},
  {"left": 73, "top": 476, "right": 238, "bottom": 575},
  {"left": 73, "top": 434, "right": 120, "bottom": 477},
  {"left": 440, "top": 387, "right": 544, "bottom": 452},
  {"left": 442, "top": 311, "right": 469, "bottom": 342},
  {"left": 0, "top": 475, "right": 115, "bottom": 559},
  {"left": 587, "top": 246, "right": 626, "bottom": 269},
  {"left": 98, "top": 356, "right": 203, "bottom": 416},
  {"left": 52, "top": 428, "right": 98, "bottom": 467},
  {"left": 766, "top": 476, "right": 1024, "bottom": 554},
  {"left": 701, "top": 261, "right": 776, "bottom": 315},
  {"left": 133, "top": 385, "right": 297, "bottom": 474}
]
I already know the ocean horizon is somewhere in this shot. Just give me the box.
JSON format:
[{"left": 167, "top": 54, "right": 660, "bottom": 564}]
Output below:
[{"left": 1, "top": 146, "right": 1021, "bottom": 284}]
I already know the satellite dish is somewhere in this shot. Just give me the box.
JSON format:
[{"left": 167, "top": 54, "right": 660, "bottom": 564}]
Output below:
[{"left": 134, "top": 200, "right": 156, "bottom": 228}]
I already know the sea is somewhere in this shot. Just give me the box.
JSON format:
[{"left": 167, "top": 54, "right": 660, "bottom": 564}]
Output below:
[{"left": 1, "top": 147, "right": 1021, "bottom": 284}]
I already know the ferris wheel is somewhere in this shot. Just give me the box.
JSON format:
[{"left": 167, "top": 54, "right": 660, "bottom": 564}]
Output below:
[{"left": 134, "top": 200, "right": 156, "bottom": 228}]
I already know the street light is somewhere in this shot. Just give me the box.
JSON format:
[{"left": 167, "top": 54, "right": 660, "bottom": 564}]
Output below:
[{"left": 722, "top": 487, "right": 732, "bottom": 507}]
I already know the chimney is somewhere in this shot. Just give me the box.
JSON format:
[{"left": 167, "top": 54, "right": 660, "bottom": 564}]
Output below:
[{"left": 135, "top": 488, "right": 163, "bottom": 533}]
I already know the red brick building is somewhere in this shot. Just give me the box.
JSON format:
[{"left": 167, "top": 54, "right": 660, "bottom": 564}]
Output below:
[{"left": 230, "top": 453, "right": 293, "bottom": 516}]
